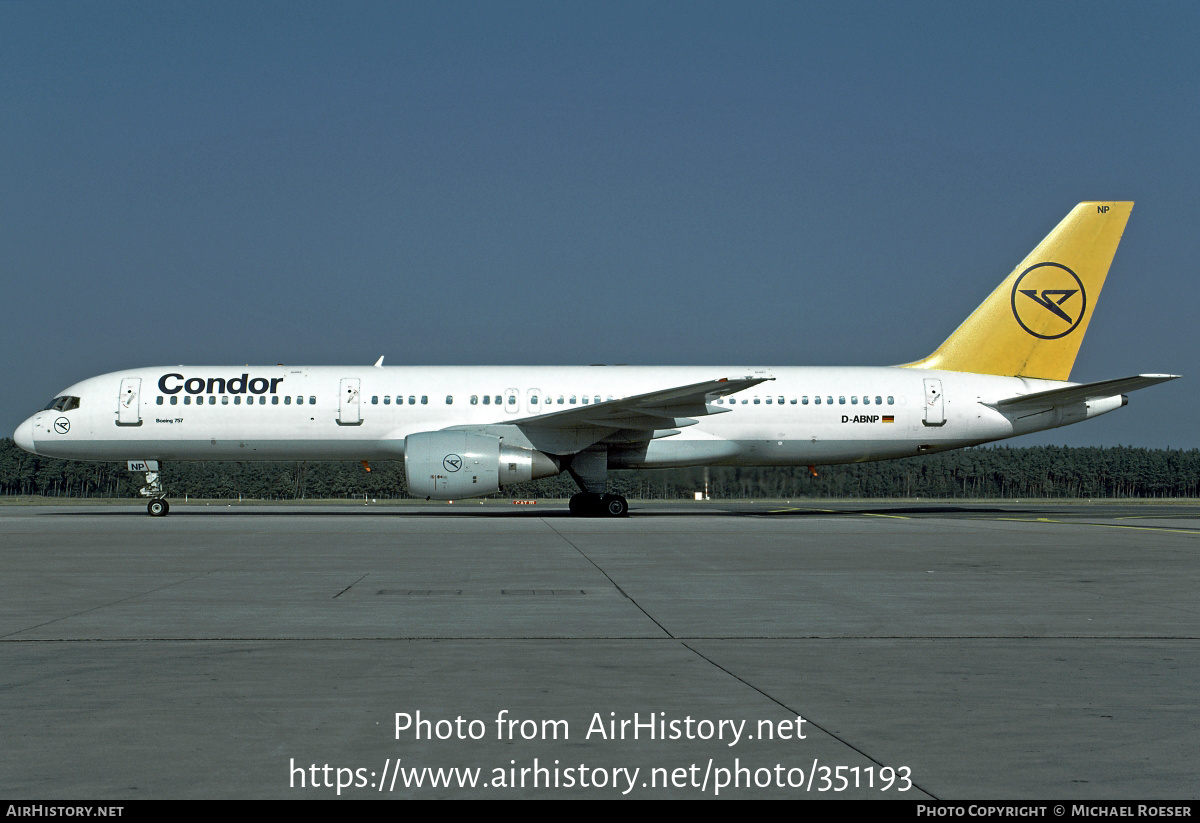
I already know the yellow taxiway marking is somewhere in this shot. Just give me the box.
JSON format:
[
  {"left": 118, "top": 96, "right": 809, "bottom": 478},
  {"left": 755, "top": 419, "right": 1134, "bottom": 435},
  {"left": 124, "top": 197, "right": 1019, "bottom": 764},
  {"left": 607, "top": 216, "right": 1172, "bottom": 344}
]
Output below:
[
  {"left": 764, "top": 506, "right": 909, "bottom": 520},
  {"left": 996, "top": 517, "right": 1200, "bottom": 536}
]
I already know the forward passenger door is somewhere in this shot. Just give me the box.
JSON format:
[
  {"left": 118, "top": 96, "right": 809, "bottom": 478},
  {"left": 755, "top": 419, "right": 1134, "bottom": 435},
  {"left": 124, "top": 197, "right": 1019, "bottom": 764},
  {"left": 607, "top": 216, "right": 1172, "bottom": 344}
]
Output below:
[{"left": 117, "top": 378, "right": 141, "bottom": 426}]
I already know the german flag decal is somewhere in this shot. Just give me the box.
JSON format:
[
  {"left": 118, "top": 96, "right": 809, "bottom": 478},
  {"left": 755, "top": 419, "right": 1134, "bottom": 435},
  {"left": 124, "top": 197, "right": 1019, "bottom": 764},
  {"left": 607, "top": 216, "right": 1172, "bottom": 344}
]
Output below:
[{"left": 882, "top": 415, "right": 895, "bottom": 423}]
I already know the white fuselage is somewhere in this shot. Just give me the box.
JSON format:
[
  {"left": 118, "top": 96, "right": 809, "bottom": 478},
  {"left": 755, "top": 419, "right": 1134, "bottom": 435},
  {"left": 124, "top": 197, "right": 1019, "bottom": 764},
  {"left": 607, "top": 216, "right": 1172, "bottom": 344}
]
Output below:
[{"left": 14, "top": 364, "right": 1114, "bottom": 467}]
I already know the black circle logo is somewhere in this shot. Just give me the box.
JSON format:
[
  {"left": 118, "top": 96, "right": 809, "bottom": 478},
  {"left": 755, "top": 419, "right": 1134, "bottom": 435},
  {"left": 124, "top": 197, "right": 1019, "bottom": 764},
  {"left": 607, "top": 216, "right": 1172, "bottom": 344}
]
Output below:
[
  {"left": 54, "top": 417, "right": 71, "bottom": 434},
  {"left": 1010, "top": 262, "right": 1087, "bottom": 340},
  {"left": 443, "top": 454, "right": 463, "bottom": 472}
]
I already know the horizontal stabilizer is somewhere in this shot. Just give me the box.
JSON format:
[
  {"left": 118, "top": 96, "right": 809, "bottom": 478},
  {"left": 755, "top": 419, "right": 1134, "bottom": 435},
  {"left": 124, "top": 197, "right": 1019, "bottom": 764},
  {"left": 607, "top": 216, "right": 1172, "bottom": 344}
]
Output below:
[{"left": 991, "top": 374, "right": 1179, "bottom": 411}]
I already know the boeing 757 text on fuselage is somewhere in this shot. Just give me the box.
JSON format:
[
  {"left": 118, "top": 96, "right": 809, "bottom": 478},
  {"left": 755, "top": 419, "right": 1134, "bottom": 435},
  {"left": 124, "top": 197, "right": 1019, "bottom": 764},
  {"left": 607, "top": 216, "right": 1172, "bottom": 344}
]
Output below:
[{"left": 14, "top": 202, "right": 1178, "bottom": 516}]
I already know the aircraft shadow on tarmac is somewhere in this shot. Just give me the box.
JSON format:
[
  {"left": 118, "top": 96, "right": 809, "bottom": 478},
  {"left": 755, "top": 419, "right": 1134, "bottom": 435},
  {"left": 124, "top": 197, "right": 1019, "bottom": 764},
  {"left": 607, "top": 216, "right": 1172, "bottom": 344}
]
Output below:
[{"left": 42, "top": 502, "right": 1038, "bottom": 519}]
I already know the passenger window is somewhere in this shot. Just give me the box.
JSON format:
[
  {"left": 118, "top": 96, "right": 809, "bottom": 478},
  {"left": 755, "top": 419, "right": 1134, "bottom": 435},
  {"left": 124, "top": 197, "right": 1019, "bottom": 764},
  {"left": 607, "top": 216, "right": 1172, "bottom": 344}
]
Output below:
[
  {"left": 371, "top": 396, "right": 378, "bottom": 405},
  {"left": 876, "top": 396, "right": 883, "bottom": 405},
  {"left": 470, "top": 395, "right": 477, "bottom": 405},
  {"left": 802, "top": 396, "right": 808, "bottom": 405},
  {"left": 384, "top": 396, "right": 391, "bottom": 405},
  {"left": 183, "top": 396, "right": 191, "bottom": 405},
  {"left": 754, "top": 398, "right": 761, "bottom": 405},
  {"left": 409, "top": 396, "right": 416, "bottom": 405},
  {"left": 297, "top": 396, "right": 304, "bottom": 405},
  {"left": 310, "top": 396, "right": 316, "bottom": 405},
  {"left": 888, "top": 396, "right": 894, "bottom": 404},
  {"left": 156, "top": 397, "right": 163, "bottom": 405},
  {"left": 170, "top": 396, "right": 178, "bottom": 405},
  {"left": 446, "top": 396, "right": 453, "bottom": 404},
  {"left": 765, "top": 398, "right": 772, "bottom": 404},
  {"left": 482, "top": 395, "right": 489, "bottom": 405},
  {"left": 862, "top": 396, "right": 869, "bottom": 405},
  {"left": 570, "top": 396, "right": 576, "bottom": 404},
  {"left": 595, "top": 396, "right": 602, "bottom": 404},
  {"left": 531, "top": 396, "right": 538, "bottom": 405},
  {"left": 222, "top": 396, "right": 229, "bottom": 405},
  {"left": 421, "top": 396, "right": 428, "bottom": 405},
  {"left": 814, "top": 397, "right": 820, "bottom": 405},
  {"left": 839, "top": 397, "right": 846, "bottom": 404},
  {"left": 851, "top": 396, "right": 857, "bottom": 405},
  {"left": 208, "top": 396, "right": 216, "bottom": 405},
  {"left": 234, "top": 396, "right": 241, "bottom": 405},
  {"left": 557, "top": 396, "right": 564, "bottom": 404},
  {"left": 790, "top": 398, "right": 797, "bottom": 404},
  {"left": 285, "top": 396, "right": 291, "bottom": 405},
  {"left": 827, "top": 396, "right": 833, "bottom": 405},
  {"left": 272, "top": 396, "right": 279, "bottom": 405},
  {"left": 507, "top": 396, "right": 515, "bottom": 405}
]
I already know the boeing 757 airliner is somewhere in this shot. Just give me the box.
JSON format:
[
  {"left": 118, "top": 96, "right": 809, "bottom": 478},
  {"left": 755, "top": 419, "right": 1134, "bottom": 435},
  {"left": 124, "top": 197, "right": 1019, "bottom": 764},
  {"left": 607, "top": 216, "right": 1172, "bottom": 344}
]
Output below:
[{"left": 14, "top": 202, "right": 1178, "bottom": 516}]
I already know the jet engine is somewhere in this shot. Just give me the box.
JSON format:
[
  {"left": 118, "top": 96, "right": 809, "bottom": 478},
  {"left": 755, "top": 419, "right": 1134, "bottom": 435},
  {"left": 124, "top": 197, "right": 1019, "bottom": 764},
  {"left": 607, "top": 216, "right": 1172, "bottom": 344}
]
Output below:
[{"left": 403, "top": 431, "right": 560, "bottom": 500}]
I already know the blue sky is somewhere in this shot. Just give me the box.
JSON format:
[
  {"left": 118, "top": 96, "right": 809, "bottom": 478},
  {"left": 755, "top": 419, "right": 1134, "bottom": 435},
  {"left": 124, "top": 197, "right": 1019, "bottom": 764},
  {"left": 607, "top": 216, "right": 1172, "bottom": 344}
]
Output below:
[{"left": 3, "top": 1, "right": 1197, "bottom": 447}]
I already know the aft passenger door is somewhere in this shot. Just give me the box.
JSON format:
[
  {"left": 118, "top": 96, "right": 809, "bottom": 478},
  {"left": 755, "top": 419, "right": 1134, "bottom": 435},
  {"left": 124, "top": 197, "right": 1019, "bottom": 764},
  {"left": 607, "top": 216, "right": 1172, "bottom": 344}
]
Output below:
[
  {"left": 338, "top": 378, "right": 362, "bottom": 426},
  {"left": 923, "top": 378, "right": 945, "bottom": 427},
  {"left": 117, "top": 378, "right": 141, "bottom": 426}
]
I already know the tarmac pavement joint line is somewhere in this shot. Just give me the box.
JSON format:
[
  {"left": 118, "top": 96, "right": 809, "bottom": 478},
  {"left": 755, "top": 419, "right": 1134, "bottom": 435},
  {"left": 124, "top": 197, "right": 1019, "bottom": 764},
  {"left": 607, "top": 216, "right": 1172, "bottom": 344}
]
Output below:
[
  {"left": 332, "top": 573, "right": 370, "bottom": 599},
  {"left": 539, "top": 517, "right": 940, "bottom": 801},
  {"left": 0, "top": 555, "right": 254, "bottom": 640}
]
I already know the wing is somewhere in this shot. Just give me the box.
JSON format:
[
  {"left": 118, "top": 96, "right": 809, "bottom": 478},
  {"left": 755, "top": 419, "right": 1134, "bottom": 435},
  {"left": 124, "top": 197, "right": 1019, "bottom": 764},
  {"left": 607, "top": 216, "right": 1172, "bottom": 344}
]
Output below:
[
  {"left": 448, "top": 375, "right": 773, "bottom": 454},
  {"left": 513, "top": 375, "right": 772, "bottom": 430}
]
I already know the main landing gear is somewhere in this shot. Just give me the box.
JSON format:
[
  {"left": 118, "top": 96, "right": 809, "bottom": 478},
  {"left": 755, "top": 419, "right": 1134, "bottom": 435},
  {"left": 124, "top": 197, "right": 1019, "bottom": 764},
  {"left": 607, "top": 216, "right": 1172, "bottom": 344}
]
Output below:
[
  {"left": 569, "top": 492, "right": 629, "bottom": 518},
  {"left": 565, "top": 447, "right": 628, "bottom": 517}
]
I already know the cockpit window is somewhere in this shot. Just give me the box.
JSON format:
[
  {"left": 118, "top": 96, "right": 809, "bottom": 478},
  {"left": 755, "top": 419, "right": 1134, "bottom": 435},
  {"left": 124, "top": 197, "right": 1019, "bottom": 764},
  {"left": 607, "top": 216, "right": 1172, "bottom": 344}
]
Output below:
[{"left": 42, "top": 396, "right": 81, "bottom": 412}]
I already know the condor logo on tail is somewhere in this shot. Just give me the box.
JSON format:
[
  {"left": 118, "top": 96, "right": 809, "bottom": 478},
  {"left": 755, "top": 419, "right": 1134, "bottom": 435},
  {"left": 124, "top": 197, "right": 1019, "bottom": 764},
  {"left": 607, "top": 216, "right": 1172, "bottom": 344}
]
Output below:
[{"left": 1010, "top": 262, "right": 1087, "bottom": 339}]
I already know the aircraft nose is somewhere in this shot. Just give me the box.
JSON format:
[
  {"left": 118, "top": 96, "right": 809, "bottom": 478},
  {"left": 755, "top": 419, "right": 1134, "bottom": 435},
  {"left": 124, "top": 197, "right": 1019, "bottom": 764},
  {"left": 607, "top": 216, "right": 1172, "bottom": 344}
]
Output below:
[{"left": 14, "top": 417, "right": 37, "bottom": 453}]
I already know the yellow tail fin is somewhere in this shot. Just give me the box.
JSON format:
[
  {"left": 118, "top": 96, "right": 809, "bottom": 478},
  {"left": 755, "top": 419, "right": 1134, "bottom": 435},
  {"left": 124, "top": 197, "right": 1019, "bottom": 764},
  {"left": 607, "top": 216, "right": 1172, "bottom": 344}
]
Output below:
[{"left": 902, "top": 202, "right": 1133, "bottom": 381}]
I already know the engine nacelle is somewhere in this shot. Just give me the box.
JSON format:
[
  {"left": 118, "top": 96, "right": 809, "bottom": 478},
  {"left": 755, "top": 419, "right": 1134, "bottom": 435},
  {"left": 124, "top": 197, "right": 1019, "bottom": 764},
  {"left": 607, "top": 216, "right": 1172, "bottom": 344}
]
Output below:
[
  {"left": 1048, "top": 394, "right": 1127, "bottom": 429},
  {"left": 404, "top": 431, "right": 560, "bottom": 500}
]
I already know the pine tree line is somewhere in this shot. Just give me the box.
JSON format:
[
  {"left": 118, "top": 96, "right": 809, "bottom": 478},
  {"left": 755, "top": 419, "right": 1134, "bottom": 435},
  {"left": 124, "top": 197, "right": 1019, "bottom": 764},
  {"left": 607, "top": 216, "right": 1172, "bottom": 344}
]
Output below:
[{"left": 2, "top": 438, "right": 1197, "bottom": 500}]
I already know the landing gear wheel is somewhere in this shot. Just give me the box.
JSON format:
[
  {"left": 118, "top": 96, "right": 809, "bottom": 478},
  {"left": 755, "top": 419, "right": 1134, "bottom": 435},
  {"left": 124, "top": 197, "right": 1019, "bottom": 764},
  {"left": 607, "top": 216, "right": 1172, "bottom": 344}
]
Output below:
[
  {"left": 569, "top": 493, "right": 598, "bottom": 517},
  {"left": 147, "top": 499, "right": 169, "bottom": 517},
  {"left": 601, "top": 494, "right": 628, "bottom": 518}
]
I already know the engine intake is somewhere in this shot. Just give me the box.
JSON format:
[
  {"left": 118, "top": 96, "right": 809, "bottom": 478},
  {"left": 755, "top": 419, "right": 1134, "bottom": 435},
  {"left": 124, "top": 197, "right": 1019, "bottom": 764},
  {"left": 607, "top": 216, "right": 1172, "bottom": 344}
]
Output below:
[{"left": 404, "top": 431, "right": 559, "bottom": 500}]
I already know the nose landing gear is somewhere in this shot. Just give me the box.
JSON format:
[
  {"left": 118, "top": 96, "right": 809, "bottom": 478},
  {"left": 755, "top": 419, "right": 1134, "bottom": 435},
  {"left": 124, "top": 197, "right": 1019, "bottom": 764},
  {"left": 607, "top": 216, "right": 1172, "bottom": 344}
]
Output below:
[{"left": 128, "top": 460, "right": 170, "bottom": 517}]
